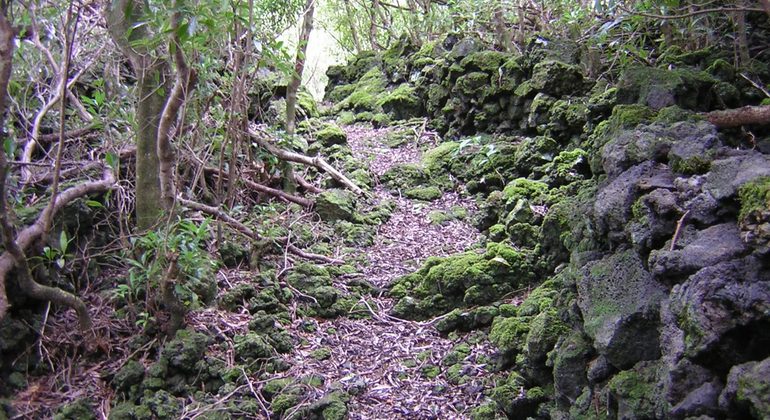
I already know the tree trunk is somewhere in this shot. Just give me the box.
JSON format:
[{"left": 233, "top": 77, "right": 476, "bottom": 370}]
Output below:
[
  {"left": 106, "top": 0, "right": 170, "bottom": 231},
  {"left": 157, "top": 0, "right": 195, "bottom": 212},
  {"left": 286, "top": 0, "right": 315, "bottom": 137},
  {"left": 734, "top": 0, "right": 751, "bottom": 66},
  {"left": 343, "top": 0, "right": 362, "bottom": 53}
]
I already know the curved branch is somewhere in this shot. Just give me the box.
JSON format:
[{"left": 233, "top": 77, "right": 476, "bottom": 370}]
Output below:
[
  {"left": 247, "top": 126, "right": 363, "bottom": 195},
  {"left": 0, "top": 168, "right": 116, "bottom": 325},
  {"left": 178, "top": 198, "right": 343, "bottom": 265}
]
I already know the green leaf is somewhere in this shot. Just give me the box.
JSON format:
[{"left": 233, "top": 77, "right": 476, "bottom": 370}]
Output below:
[
  {"left": 59, "top": 231, "right": 69, "bottom": 254},
  {"left": 105, "top": 153, "right": 118, "bottom": 170},
  {"left": 4, "top": 137, "right": 16, "bottom": 158},
  {"left": 85, "top": 200, "right": 104, "bottom": 208}
]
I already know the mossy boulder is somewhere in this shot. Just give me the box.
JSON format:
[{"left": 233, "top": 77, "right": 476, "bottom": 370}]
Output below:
[
  {"left": 526, "top": 307, "right": 569, "bottom": 363},
  {"left": 550, "top": 332, "right": 592, "bottom": 406},
  {"left": 305, "top": 391, "right": 350, "bottom": 420},
  {"left": 404, "top": 186, "right": 442, "bottom": 201},
  {"left": 234, "top": 332, "right": 274, "bottom": 362},
  {"left": 502, "top": 178, "right": 549, "bottom": 206},
  {"left": 529, "top": 60, "right": 584, "bottom": 97},
  {"left": 542, "top": 148, "right": 591, "bottom": 187},
  {"left": 54, "top": 398, "right": 96, "bottom": 420},
  {"left": 286, "top": 263, "right": 332, "bottom": 291},
  {"left": 315, "top": 189, "right": 358, "bottom": 222},
  {"left": 335, "top": 221, "right": 377, "bottom": 247},
  {"left": 389, "top": 242, "right": 536, "bottom": 314},
  {"left": 513, "top": 136, "right": 558, "bottom": 177},
  {"left": 333, "top": 68, "right": 388, "bottom": 113},
  {"left": 617, "top": 66, "right": 717, "bottom": 111},
  {"left": 114, "top": 359, "right": 146, "bottom": 394},
  {"left": 721, "top": 358, "right": 770, "bottom": 419},
  {"left": 608, "top": 361, "right": 668, "bottom": 420},
  {"left": 143, "top": 390, "right": 182, "bottom": 420},
  {"left": 316, "top": 124, "right": 348, "bottom": 147},
  {"left": 489, "top": 315, "right": 531, "bottom": 363},
  {"left": 377, "top": 84, "right": 422, "bottom": 120},
  {"left": 577, "top": 250, "right": 666, "bottom": 370},
  {"left": 380, "top": 163, "right": 429, "bottom": 190},
  {"left": 161, "top": 329, "right": 210, "bottom": 372},
  {"left": 219, "top": 241, "right": 250, "bottom": 268}
]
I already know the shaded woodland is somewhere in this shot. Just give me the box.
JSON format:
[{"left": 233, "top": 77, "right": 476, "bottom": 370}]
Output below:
[{"left": 0, "top": 0, "right": 769, "bottom": 419}]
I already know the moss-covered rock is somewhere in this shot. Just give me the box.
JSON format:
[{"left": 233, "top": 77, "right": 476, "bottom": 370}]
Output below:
[
  {"left": 513, "top": 136, "right": 558, "bottom": 177},
  {"left": 315, "top": 189, "right": 358, "bottom": 222},
  {"left": 377, "top": 84, "right": 422, "bottom": 120},
  {"left": 54, "top": 398, "right": 96, "bottom": 420},
  {"left": 219, "top": 241, "right": 250, "bottom": 268},
  {"left": 380, "top": 163, "right": 429, "bottom": 190},
  {"left": 162, "top": 329, "right": 210, "bottom": 372},
  {"left": 489, "top": 315, "right": 531, "bottom": 363},
  {"left": 608, "top": 361, "right": 668, "bottom": 419},
  {"left": 721, "top": 358, "right": 770, "bottom": 419},
  {"left": 311, "top": 348, "right": 332, "bottom": 360},
  {"left": 335, "top": 221, "right": 377, "bottom": 247},
  {"left": 404, "top": 186, "right": 442, "bottom": 201},
  {"left": 617, "top": 66, "right": 717, "bottom": 111},
  {"left": 529, "top": 60, "right": 584, "bottom": 97},
  {"left": 316, "top": 124, "right": 348, "bottom": 147},
  {"left": 234, "top": 332, "right": 273, "bottom": 362},
  {"left": 578, "top": 250, "right": 666, "bottom": 369},
  {"left": 144, "top": 390, "right": 182, "bottom": 420},
  {"left": 114, "top": 359, "right": 146, "bottom": 394}
]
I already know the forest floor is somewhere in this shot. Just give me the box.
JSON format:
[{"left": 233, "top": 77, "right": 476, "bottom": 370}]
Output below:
[{"left": 10, "top": 123, "right": 509, "bottom": 420}]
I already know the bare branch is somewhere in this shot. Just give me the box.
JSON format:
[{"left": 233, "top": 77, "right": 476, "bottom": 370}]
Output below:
[{"left": 248, "top": 125, "right": 363, "bottom": 195}]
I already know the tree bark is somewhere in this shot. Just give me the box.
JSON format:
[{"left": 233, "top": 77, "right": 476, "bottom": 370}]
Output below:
[
  {"left": 106, "top": 0, "right": 171, "bottom": 231},
  {"left": 286, "top": 0, "right": 315, "bottom": 137},
  {"left": 342, "top": 0, "right": 362, "bottom": 53},
  {"left": 704, "top": 104, "right": 770, "bottom": 128},
  {"left": 158, "top": 0, "right": 195, "bottom": 212}
]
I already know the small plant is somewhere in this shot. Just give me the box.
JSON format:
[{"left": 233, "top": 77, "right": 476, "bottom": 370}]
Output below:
[
  {"left": 111, "top": 217, "right": 219, "bottom": 321},
  {"left": 37, "top": 231, "right": 73, "bottom": 269}
]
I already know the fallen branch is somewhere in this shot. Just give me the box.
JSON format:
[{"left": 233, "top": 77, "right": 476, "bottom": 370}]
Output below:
[
  {"left": 670, "top": 210, "right": 691, "bottom": 251},
  {"left": 178, "top": 198, "right": 343, "bottom": 264},
  {"left": 247, "top": 125, "right": 363, "bottom": 195},
  {"left": 704, "top": 104, "right": 770, "bottom": 128},
  {"left": 202, "top": 166, "right": 313, "bottom": 207},
  {"left": 294, "top": 173, "right": 323, "bottom": 194}
]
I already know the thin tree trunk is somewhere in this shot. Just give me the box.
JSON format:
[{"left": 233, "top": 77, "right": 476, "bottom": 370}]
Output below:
[
  {"left": 734, "top": 0, "right": 751, "bottom": 66},
  {"left": 286, "top": 0, "right": 315, "bottom": 136},
  {"left": 158, "top": 0, "right": 195, "bottom": 212},
  {"left": 343, "top": 0, "right": 362, "bottom": 53},
  {"left": 106, "top": 0, "right": 170, "bottom": 231}
]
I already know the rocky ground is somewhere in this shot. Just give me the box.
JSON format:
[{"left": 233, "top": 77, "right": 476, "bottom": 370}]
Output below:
[{"left": 6, "top": 122, "right": 509, "bottom": 420}]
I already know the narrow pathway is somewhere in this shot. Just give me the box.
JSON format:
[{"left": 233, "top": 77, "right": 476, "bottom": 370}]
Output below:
[{"left": 278, "top": 124, "right": 498, "bottom": 419}]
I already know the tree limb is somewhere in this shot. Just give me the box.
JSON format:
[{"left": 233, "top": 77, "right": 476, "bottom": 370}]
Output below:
[
  {"left": 178, "top": 198, "right": 343, "bottom": 265},
  {"left": 704, "top": 104, "right": 770, "bottom": 128},
  {"left": 247, "top": 126, "right": 363, "bottom": 195},
  {"left": 0, "top": 168, "right": 116, "bottom": 324},
  {"left": 202, "top": 166, "right": 314, "bottom": 207}
]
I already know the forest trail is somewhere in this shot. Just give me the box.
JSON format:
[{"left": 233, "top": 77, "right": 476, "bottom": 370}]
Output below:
[
  {"left": 261, "top": 125, "right": 499, "bottom": 420},
  {"left": 9, "top": 123, "right": 504, "bottom": 420}
]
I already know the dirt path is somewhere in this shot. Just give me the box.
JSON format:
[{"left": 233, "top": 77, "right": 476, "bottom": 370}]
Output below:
[
  {"left": 9, "top": 123, "right": 500, "bottom": 420},
  {"left": 273, "top": 125, "right": 498, "bottom": 419}
]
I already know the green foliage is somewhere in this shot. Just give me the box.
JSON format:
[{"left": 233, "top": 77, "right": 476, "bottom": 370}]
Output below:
[{"left": 112, "top": 217, "right": 218, "bottom": 326}]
